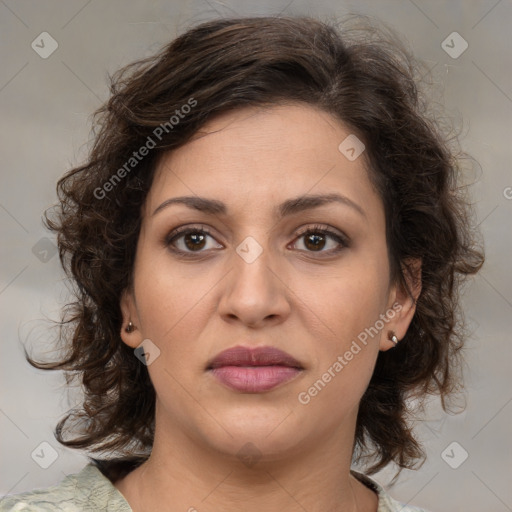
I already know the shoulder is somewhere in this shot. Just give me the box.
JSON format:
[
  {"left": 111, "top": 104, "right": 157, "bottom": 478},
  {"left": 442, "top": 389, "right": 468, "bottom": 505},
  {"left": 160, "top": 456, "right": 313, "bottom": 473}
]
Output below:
[
  {"left": 351, "top": 470, "right": 432, "bottom": 512},
  {"left": 0, "top": 464, "right": 132, "bottom": 511}
]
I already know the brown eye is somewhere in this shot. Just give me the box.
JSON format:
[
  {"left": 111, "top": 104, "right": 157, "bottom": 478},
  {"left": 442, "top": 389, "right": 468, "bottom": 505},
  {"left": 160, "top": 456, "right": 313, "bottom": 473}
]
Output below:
[
  {"left": 165, "top": 224, "right": 348, "bottom": 258},
  {"left": 292, "top": 225, "right": 348, "bottom": 255},
  {"left": 165, "top": 226, "right": 222, "bottom": 255}
]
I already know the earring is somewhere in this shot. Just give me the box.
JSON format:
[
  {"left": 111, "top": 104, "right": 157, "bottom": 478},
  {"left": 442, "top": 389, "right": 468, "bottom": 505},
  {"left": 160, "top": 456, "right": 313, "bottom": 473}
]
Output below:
[
  {"left": 388, "top": 331, "right": 399, "bottom": 346},
  {"left": 125, "top": 321, "right": 136, "bottom": 333}
]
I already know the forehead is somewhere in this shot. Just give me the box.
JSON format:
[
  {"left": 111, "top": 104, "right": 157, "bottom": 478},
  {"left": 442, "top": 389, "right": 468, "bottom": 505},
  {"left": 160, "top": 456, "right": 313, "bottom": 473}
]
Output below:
[{"left": 146, "top": 103, "right": 382, "bottom": 221}]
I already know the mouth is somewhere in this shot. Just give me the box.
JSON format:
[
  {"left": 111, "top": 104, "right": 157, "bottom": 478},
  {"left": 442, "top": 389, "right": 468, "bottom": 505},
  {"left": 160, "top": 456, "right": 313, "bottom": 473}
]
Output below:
[{"left": 206, "top": 345, "right": 304, "bottom": 393}]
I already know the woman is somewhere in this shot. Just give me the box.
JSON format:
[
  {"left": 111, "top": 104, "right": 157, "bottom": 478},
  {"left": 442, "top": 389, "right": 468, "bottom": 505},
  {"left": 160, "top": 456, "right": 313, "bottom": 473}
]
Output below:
[{"left": 0, "top": 14, "right": 484, "bottom": 512}]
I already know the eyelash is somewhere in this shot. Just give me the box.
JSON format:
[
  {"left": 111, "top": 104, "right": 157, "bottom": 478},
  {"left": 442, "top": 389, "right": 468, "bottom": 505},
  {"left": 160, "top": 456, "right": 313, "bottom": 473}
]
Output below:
[{"left": 164, "top": 224, "right": 349, "bottom": 258}]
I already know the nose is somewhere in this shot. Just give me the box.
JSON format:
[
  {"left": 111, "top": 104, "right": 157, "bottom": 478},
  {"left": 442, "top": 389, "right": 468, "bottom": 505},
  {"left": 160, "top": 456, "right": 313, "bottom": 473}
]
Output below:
[{"left": 217, "top": 242, "right": 292, "bottom": 329}]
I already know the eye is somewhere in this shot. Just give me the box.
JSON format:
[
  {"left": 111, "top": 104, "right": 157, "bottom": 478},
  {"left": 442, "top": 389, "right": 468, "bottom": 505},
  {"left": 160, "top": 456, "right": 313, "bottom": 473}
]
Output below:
[
  {"left": 165, "top": 225, "right": 222, "bottom": 256},
  {"left": 164, "top": 223, "right": 349, "bottom": 258},
  {"left": 291, "top": 224, "right": 348, "bottom": 255}
]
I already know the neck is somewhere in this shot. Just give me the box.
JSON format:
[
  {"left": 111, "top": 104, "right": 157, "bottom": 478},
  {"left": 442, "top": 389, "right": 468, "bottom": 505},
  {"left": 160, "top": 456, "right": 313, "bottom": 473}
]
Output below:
[{"left": 114, "top": 407, "right": 378, "bottom": 512}]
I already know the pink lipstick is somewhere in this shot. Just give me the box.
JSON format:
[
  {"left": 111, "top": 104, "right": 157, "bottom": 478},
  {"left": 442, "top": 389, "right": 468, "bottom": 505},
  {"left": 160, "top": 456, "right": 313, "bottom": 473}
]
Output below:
[{"left": 207, "top": 345, "right": 303, "bottom": 393}]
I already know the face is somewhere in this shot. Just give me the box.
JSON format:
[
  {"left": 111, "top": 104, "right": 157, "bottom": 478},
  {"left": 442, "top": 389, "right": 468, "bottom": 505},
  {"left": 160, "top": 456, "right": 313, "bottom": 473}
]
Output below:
[{"left": 120, "top": 103, "right": 417, "bottom": 462}]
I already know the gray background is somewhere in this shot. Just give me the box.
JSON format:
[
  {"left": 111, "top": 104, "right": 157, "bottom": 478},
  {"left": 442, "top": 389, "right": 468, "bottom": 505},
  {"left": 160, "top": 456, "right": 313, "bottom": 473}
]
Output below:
[{"left": 1, "top": 1, "right": 511, "bottom": 510}]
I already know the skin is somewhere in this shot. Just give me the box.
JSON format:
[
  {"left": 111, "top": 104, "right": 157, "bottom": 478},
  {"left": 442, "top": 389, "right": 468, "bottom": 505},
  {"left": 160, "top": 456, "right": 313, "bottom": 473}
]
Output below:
[{"left": 115, "top": 103, "right": 421, "bottom": 512}]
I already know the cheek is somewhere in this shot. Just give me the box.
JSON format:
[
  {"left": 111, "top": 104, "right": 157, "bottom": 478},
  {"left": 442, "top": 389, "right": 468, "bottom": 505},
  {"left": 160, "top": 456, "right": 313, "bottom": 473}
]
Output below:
[
  {"left": 131, "top": 244, "right": 202, "bottom": 346},
  {"left": 135, "top": 273, "right": 210, "bottom": 344},
  {"left": 294, "top": 255, "right": 389, "bottom": 401},
  {"left": 299, "top": 258, "right": 389, "bottom": 344},
  {"left": 295, "top": 273, "right": 385, "bottom": 415}
]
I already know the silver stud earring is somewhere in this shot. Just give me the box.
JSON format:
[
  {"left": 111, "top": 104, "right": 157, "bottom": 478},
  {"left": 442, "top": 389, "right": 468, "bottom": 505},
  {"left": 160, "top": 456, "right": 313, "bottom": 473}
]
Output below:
[
  {"left": 389, "top": 332, "right": 399, "bottom": 345},
  {"left": 125, "top": 321, "right": 136, "bottom": 333}
]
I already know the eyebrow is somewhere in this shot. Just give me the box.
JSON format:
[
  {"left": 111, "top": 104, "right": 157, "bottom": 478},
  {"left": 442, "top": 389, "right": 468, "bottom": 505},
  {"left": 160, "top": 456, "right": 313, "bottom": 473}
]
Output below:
[{"left": 152, "top": 193, "right": 366, "bottom": 219}]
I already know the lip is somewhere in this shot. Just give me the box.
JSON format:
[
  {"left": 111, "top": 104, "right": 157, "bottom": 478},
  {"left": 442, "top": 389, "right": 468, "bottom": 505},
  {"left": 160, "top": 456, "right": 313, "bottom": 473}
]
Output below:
[{"left": 207, "top": 345, "right": 303, "bottom": 393}]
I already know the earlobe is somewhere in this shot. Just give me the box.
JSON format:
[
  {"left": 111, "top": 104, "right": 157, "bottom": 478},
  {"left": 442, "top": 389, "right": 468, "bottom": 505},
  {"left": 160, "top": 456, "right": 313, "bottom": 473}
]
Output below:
[{"left": 120, "top": 288, "right": 143, "bottom": 348}]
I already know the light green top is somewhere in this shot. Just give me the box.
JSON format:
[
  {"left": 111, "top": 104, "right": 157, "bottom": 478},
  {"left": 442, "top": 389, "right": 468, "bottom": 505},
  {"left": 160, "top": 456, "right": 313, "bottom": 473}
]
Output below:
[{"left": 0, "top": 463, "right": 430, "bottom": 511}]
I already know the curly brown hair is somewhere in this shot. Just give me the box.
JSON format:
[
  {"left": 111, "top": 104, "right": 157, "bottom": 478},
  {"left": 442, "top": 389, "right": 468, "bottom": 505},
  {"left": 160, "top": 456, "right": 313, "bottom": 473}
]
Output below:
[{"left": 25, "top": 14, "right": 484, "bottom": 482}]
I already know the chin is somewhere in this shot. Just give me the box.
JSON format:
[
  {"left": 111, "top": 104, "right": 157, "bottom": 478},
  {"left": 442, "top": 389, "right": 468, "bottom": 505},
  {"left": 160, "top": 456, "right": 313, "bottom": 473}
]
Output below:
[
  {"left": 209, "top": 430, "right": 304, "bottom": 466},
  {"left": 233, "top": 411, "right": 306, "bottom": 450}
]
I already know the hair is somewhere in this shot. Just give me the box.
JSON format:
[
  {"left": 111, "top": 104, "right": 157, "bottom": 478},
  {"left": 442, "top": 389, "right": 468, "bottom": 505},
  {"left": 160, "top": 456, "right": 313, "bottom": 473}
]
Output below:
[{"left": 25, "top": 14, "right": 484, "bottom": 483}]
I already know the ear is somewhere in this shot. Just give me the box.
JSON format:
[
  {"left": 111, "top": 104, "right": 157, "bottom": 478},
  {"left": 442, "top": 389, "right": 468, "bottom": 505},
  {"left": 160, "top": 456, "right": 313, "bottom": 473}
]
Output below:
[
  {"left": 379, "top": 258, "right": 422, "bottom": 351},
  {"left": 120, "top": 287, "right": 144, "bottom": 349}
]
